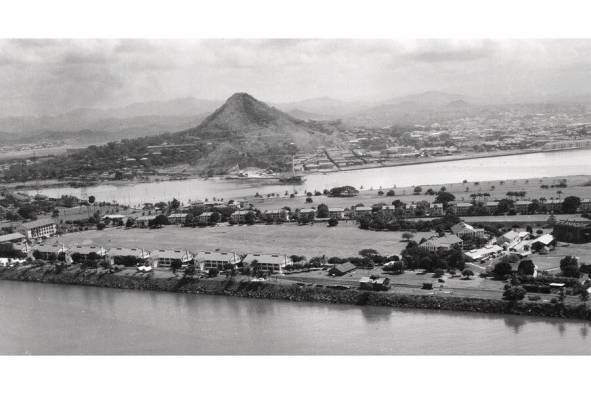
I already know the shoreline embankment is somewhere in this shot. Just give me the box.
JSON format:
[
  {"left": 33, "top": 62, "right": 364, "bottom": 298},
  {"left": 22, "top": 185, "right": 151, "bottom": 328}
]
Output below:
[{"left": 1, "top": 266, "right": 590, "bottom": 322}]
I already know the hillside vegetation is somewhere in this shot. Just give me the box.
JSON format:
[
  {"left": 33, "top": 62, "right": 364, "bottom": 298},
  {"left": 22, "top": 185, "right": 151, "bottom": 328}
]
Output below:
[{"left": 1, "top": 93, "right": 345, "bottom": 181}]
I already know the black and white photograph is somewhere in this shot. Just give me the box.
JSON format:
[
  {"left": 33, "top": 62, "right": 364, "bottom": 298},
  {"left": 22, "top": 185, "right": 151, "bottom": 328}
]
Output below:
[{"left": 1, "top": 1, "right": 591, "bottom": 392}]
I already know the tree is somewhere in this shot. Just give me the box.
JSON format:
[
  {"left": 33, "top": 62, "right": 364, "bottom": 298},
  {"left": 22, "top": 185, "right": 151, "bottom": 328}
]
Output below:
[
  {"left": 149, "top": 214, "right": 169, "bottom": 228},
  {"left": 305, "top": 197, "right": 313, "bottom": 203},
  {"left": 562, "top": 196, "right": 581, "bottom": 214},
  {"left": 88, "top": 196, "right": 95, "bottom": 205},
  {"left": 169, "top": 198, "right": 181, "bottom": 211},
  {"left": 386, "top": 190, "right": 395, "bottom": 197},
  {"left": 359, "top": 249, "right": 380, "bottom": 260},
  {"left": 503, "top": 286, "right": 526, "bottom": 301},
  {"left": 184, "top": 265, "right": 196, "bottom": 278},
  {"left": 493, "top": 261, "right": 513, "bottom": 278},
  {"left": 517, "top": 260, "right": 535, "bottom": 276},
  {"left": 154, "top": 201, "right": 168, "bottom": 212},
  {"left": 125, "top": 217, "right": 135, "bottom": 228},
  {"left": 434, "top": 191, "right": 455, "bottom": 207},
  {"left": 245, "top": 211, "right": 256, "bottom": 225},
  {"left": 462, "top": 269, "right": 474, "bottom": 279},
  {"left": 316, "top": 203, "right": 329, "bottom": 218},
  {"left": 383, "top": 261, "right": 404, "bottom": 274},
  {"left": 17, "top": 205, "right": 37, "bottom": 220},
  {"left": 401, "top": 232, "right": 415, "bottom": 242},
  {"left": 210, "top": 211, "right": 221, "bottom": 224},
  {"left": 580, "top": 286, "right": 590, "bottom": 303},
  {"left": 328, "top": 217, "right": 338, "bottom": 227},
  {"left": 560, "top": 256, "right": 580, "bottom": 278},
  {"left": 170, "top": 260, "right": 182, "bottom": 273},
  {"left": 208, "top": 268, "right": 219, "bottom": 277},
  {"left": 413, "top": 186, "right": 422, "bottom": 194}
]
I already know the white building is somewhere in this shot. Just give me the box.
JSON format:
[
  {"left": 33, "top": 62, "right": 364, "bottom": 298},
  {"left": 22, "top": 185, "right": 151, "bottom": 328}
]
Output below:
[
  {"left": 150, "top": 249, "right": 193, "bottom": 268},
  {"left": 17, "top": 219, "right": 57, "bottom": 240},
  {"left": 242, "top": 253, "right": 291, "bottom": 273},
  {"left": 195, "top": 251, "right": 240, "bottom": 271}
]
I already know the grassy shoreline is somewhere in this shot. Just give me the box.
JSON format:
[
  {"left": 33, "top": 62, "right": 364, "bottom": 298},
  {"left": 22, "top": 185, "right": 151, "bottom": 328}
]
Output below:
[{"left": 1, "top": 265, "right": 589, "bottom": 322}]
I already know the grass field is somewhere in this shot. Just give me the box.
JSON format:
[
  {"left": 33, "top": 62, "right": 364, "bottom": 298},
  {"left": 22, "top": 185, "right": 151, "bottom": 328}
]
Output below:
[
  {"left": 247, "top": 174, "right": 591, "bottom": 212},
  {"left": 58, "top": 222, "right": 434, "bottom": 258}
]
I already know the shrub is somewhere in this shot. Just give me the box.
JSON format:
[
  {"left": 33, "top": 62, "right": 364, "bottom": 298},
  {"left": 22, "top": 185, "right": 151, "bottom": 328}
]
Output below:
[
  {"left": 493, "top": 261, "right": 513, "bottom": 278},
  {"left": 503, "top": 286, "right": 526, "bottom": 301},
  {"left": 208, "top": 268, "right": 219, "bottom": 277},
  {"left": 560, "top": 256, "right": 580, "bottom": 278}
]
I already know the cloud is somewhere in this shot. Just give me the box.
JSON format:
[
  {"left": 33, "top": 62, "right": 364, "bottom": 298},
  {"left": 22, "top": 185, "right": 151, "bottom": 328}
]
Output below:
[
  {"left": 0, "top": 39, "right": 590, "bottom": 116},
  {"left": 402, "top": 40, "right": 498, "bottom": 63}
]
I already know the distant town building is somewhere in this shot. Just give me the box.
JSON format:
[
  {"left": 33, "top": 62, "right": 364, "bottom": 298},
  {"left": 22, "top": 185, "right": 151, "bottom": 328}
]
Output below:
[
  {"left": 429, "top": 203, "right": 444, "bottom": 216},
  {"left": 108, "top": 247, "right": 150, "bottom": 266},
  {"left": 230, "top": 210, "right": 251, "bottom": 223},
  {"left": 419, "top": 234, "right": 463, "bottom": 252},
  {"left": 34, "top": 244, "right": 68, "bottom": 261},
  {"left": 328, "top": 207, "right": 346, "bottom": 220},
  {"left": 0, "top": 232, "right": 26, "bottom": 244},
  {"left": 263, "top": 209, "right": 289, "bottom": 222},
  {"left": 136, "top": 215, "right": 157, "bottom": 228},
  {"left": 353, "top": 206, "right": 373, "bottom": 219},
  {"left": 329, "top": 262, "right": 357, "bottom": 276},
  {"left": 17, "top": 219, "right": 57, "bottom": 240},
  {"left": 150, "top": 249, "right": 193, "bottom": 268},
  {"left": 242, "top": 253, "right": 291, "bottom": 273},
  {"left": 167, "top": 213, "right": 188, "bottom": 225},
  {"left": 195, "top": 251, "right": 240, "bottom": 271},
  {"left": 450, "top": 202, "right": 473, "bottom": 216},
  {"left": 513, "top": 200, "right": 532, "bottom": 214},
  {"left": 485, "top": 201, "right": 499, "bottom": 214},
  {"left": 450, "top": 222, "right": 485, "bottom": 238},
  {"left": 69, "top": 245, "right": 107, "bottom": 263},
  {"left": 297, "top": 208, "right": 316, "bottom": 221},
  {"left": 198, "top": 212, "right": 215, "bottom": 225},
  {"left": 359, "top": 276, "right": 391, "bottom": 291}
]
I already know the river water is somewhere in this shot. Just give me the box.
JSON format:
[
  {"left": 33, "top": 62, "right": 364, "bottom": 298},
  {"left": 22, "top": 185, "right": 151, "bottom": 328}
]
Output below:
[
  {"left": 24, "top": 149, "right": 591, "bottom": 205},
  {"left": 0, "top": 281, "right": 589, "bottom": 355}
]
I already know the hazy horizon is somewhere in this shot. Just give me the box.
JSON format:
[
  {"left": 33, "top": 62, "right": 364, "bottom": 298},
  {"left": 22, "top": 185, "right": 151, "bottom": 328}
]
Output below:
[{"left": 1, "top": 39, "right": 591, "bottom": 117}]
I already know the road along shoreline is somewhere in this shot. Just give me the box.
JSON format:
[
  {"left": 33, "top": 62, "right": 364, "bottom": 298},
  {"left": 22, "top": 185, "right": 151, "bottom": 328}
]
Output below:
[{"left": 1, "top": 266, "right": 590, "bottom": 322}]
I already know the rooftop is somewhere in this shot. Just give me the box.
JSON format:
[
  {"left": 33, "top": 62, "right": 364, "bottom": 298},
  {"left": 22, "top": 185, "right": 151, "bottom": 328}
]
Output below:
[
  {"left": 242, "top": 253, "right": 288, "bottom": 265},
  {"left": 19, "top": 219, "right": 56, "bottom": 229},
  {"left": 0, "top": 233, "right": 26, "bottom": 243}
]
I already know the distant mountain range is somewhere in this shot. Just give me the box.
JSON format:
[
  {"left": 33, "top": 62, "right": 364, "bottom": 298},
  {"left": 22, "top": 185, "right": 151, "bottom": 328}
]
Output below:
[
  {"left": 2, "top": 90, "right": 590, "bottom": 149},
  {"left": 0, "top": 97, "right": 222, "bottom": 146}
]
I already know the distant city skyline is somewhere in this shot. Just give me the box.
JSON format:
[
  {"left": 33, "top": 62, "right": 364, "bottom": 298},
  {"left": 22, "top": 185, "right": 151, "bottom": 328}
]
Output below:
[{"left": 1, "top": 39, "right": 591, "bottom": 117}]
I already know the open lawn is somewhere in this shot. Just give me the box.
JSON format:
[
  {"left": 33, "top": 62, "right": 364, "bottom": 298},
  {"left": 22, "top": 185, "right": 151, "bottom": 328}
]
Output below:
[
  {"left": 246, "top": 174, "right": 591, "bottom": 212},
  {"left": 58, "top": 222, "right": 434, "bottom": 258}
]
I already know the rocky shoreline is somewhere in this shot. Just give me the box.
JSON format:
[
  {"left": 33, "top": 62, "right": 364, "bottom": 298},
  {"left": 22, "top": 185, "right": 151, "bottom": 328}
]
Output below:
[{"left": 1, "top": 266, "right": 590, "bottom": 321}]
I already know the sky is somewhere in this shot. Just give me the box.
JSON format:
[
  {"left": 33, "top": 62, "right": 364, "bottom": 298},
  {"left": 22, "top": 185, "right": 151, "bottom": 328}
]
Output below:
[{"left": 1, "top": 39, "right": 591, "bottom": 116}]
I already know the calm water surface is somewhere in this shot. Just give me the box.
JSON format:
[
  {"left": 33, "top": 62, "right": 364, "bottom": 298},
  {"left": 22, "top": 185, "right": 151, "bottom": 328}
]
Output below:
[
  {"left": 27, "top": 149, "right": 591, "bottom": 205},
  {"left": 0, "top": 281, "right": 589, "bottom": 355}
]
